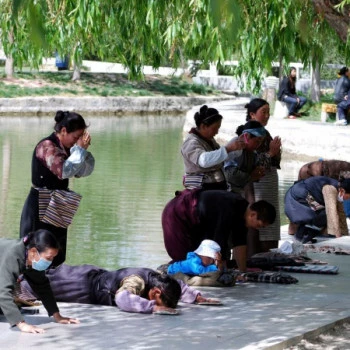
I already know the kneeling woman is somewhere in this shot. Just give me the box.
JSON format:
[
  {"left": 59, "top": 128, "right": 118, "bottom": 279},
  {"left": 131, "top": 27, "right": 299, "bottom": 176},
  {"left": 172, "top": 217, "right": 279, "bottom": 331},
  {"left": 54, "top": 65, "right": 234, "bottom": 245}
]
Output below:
[
  {"left": 285, "top": 176, "right": 350, "bottom": 243},
  {"left": 20, "top": 264, "right": 218, "bottom": 314},
  {"left": 0, "top": 229, "right": 79, "bottom": 333}
]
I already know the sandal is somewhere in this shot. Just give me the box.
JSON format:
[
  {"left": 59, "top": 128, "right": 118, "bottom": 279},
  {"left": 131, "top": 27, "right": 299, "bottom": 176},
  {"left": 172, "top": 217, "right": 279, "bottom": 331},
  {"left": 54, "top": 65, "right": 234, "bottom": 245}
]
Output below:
[{"left": 288, "top": 115, "right": 297, "bottom": 119}]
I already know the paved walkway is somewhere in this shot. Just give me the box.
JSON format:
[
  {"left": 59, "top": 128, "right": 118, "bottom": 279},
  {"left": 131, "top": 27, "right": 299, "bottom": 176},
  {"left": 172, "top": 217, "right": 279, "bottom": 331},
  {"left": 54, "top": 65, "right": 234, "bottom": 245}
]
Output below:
[
  {"left": 2, "top": 99, "right": 350, "bottom": 349},
  {"left": 2, "top": 230, "right": 350, "bottom": 350}
]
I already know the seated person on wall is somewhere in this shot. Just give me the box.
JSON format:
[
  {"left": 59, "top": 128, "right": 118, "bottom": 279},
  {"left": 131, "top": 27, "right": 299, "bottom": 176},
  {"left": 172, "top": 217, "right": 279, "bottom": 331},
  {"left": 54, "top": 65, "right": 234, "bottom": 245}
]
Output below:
[
  {"left": 162, "top": 188, "right": 276, "bottom": 273},
  {"left": 277, "top": 67, "right": 307, "bottom": 119},
  {"left": 334, "top": 66, "right": 350, "bottom": 126},
  {"left": 20, "top": 265, "right": 220, "bottom": 315},
  {"left": 285, "top": 176, "right": 350, "bottom": 243}
]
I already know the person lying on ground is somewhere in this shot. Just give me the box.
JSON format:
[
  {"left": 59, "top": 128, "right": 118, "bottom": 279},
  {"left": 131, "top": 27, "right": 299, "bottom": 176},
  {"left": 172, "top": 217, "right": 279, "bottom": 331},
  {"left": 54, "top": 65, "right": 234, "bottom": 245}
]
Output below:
[{"left": 19, "top": 265, "right": 221, "bottom": 315}]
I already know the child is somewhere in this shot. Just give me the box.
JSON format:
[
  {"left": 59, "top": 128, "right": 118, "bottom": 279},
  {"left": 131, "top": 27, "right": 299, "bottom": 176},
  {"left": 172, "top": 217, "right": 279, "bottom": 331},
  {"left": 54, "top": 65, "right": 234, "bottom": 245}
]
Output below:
[{"left": 167, "top": 239, "right": 222, "bottom": 276}]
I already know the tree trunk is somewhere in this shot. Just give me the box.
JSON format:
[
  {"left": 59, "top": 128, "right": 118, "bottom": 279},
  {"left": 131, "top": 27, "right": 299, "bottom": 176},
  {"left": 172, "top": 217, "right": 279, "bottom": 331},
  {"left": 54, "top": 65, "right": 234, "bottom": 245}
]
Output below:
[
  {"left": 311, "top": 61, "right": 321, "bottom": 103},
  {"left": 312, "top": 0, "right": 350, "bottom": 43},
  {"left": 278, "top": 55, "right": 284, "bottom": 82},
  {"left": 72, "top": 61, "right": 81, "bottom": 81},
  {"left": 5, "top": 30, "right": 14, "bottom": 79},
  {"left": 5, "top": 57, "right": 14, "bottom": 79}
]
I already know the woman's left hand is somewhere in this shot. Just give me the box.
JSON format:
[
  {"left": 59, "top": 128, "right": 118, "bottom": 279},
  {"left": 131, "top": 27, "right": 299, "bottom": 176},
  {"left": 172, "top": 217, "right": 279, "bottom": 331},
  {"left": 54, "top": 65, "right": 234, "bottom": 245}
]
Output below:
[
  {"left": 77, "top": 131, "right": 91, "bottom": 149},
  {"left": 269, "top": 136, "right": 282, "bottom": 157},
  {"left": 53, "top": 312, "right": 80, "bottom": 324}
]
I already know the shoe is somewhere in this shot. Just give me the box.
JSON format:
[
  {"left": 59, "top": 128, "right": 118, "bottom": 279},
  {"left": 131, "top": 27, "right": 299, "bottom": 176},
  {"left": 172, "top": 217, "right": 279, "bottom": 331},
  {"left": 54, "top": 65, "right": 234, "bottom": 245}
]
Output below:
[
  {"left": 335, "top": 119, "right": 347, "bottom": 126},
  {"left": 293, "top": 112, "right": 302, "bottom": 117}
]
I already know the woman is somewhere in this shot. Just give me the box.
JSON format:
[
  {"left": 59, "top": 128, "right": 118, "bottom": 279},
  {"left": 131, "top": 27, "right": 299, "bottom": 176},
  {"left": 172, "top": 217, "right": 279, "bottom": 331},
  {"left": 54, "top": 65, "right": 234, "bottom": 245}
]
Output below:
[
  {"left": 285, "top": 176, "right": 350, "bottom": 243},
  {"left": 19, "top": 264, "right": 219, "bottom": 315},
  {"left": 20, "top": 111, "right": 95, "bottom": 267},
  {"left": 334, "top": 66, "right": 350, "bottom": 126},
  {"left": 245, "top": 99, "right": 282, "bottom": 254},
  {"left": 182, "top": 105, "right": 244, "bottom": 190},
  {"left": 224, "top": 120, "right": 266, "bottom": 193},
  {"left": 162, "top": 189, "right": 276, "bottom": 272},
  {"left": 0, "top": 229, "right": 79, "bottom": 333},
  {"left": 277, "top": 67, "right": 307, "bottom": 119}
]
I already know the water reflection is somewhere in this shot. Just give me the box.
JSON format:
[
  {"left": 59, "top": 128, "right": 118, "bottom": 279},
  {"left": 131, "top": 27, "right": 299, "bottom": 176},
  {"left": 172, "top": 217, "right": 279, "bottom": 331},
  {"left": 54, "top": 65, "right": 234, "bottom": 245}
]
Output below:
[{"left": 0, "top": 116, "right": 311, "bottom": 269}]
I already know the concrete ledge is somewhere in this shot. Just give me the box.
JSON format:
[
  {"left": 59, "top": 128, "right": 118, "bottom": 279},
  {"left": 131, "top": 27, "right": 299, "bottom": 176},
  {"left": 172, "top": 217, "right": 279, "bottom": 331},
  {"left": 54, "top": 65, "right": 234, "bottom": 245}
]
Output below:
[{"left": 0, "top": 96, "right": 232, "bottom": 117}]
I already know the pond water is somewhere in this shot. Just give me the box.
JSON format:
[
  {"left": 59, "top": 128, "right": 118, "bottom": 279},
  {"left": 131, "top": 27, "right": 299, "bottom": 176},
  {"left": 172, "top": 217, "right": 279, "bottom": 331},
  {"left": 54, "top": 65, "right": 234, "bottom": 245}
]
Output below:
[{"left": 0, "top": 116, "right": 309, "bottom": 270}]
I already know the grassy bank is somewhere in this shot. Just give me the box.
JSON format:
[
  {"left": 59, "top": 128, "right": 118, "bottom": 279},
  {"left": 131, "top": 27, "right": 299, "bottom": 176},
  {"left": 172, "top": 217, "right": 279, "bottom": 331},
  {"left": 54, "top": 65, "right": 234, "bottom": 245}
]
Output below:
[
  {"left": 0, "top": 71, "right": 217, "bottom": 98},
  {"left": 0, "top": 71, "right": 338, "bottom": 123}
]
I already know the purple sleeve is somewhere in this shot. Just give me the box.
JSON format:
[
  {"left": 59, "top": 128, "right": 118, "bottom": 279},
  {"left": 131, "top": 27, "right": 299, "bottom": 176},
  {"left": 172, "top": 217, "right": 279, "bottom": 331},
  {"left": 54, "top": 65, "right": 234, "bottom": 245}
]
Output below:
[
  {"left": 115, "top": 290, "right": 156, "bottom": 313},
  {"left": 177, "top": 279, "right": 201, "bottom": 303}
]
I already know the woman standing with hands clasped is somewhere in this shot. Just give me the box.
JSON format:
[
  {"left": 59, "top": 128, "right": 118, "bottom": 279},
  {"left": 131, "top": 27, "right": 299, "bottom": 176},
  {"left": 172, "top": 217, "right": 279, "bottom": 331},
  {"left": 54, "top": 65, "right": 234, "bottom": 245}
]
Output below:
[
  {"left": 0, "top": 229, "right": 79, "bottom": 333},
  {"left": 20, "top": 111, "right": 95, "bottom": 267},
  {"left": 181, "top": 105, "right": 245, "bottom": 191},
  {"left": 244, "top": 99, "right": 282, "bottom": 255}
]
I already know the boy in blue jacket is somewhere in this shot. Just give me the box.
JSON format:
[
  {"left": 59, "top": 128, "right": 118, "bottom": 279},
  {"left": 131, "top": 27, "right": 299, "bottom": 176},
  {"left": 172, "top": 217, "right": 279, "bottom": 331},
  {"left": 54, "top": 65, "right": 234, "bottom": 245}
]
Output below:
[{"left": 167, "top": 239, "right": 222, "bottom": 276}]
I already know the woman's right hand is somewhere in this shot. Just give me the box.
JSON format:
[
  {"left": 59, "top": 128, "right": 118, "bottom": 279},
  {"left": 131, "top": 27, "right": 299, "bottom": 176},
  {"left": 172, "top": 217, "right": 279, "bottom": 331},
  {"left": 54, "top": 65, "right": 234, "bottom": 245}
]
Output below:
[
  {"left": 225, "top": 136, "right": 246, "bottom": 153},
  {"left": 77, "top": 131, "right": 91, "bottom": 150},
  {"left": 17, "top": 321, "right": 45, "bottom": 334}
]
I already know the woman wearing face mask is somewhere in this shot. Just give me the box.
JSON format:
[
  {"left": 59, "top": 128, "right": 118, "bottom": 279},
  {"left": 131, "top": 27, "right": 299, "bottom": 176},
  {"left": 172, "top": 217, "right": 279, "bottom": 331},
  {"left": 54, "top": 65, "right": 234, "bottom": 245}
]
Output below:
[
  {"left": 284, "top": 176, "right": 350, "bottom": 243},
  {"left": 0, "top": 229, "right": 79, "bottom": 333}
]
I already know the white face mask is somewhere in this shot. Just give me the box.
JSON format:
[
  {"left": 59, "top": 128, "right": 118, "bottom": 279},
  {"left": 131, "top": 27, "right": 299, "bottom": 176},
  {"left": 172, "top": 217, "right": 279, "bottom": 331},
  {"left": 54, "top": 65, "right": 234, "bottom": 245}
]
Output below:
[{"left": 337, "top": 194, "right": 344, "bottom": 203}]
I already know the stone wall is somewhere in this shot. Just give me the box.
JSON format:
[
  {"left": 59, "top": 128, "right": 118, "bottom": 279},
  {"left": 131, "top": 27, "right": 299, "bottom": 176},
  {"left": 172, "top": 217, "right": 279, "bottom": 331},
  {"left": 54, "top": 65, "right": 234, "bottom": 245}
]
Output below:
[{"left": 0, "top": 96, "right": 232, "bottom": 117}]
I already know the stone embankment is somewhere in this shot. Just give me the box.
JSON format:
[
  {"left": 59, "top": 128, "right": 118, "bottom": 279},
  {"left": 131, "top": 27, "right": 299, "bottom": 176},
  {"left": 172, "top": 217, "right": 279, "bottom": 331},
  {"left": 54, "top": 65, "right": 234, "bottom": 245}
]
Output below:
[{"left": 0, "top": 95, "right": 231, "bottom": 117}]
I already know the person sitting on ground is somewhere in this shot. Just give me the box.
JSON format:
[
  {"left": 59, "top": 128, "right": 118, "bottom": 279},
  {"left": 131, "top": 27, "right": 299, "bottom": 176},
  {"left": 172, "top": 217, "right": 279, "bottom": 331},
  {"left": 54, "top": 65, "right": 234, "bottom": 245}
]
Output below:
[
  {"left": 19, "top": 265, "right": 220, "bottom": 315},
  {"left": 284, "top": 176, "right": 350, "bottom": 243},
  {"left": 334, "top": 66, "right": 350, "bottom": 126},
  {"left": 277, "top": 67, "right": 307, "bottom": 119},
  {"left": 0, "top": 229, "right": 79, "bottom": 334},
  {"left": 167, "top": 239, "right": 222, "bottom": 276},
  {"left": 162, "top": 189, "right": 276, "bottom": 273}
]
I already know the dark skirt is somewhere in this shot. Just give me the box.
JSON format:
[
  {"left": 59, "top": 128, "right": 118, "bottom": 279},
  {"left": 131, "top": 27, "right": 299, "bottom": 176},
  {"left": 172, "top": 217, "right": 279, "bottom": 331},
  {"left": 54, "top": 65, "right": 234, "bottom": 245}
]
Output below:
[{"left": 20, "top": 187, "right": 68, "bottom": 267}]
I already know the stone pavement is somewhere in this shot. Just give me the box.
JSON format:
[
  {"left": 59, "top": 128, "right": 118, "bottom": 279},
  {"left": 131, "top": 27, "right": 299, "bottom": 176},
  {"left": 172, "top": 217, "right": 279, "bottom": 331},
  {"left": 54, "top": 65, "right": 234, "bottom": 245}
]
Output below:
[{"left": 2, "top": 230, "right": 350, "bottom": 350}]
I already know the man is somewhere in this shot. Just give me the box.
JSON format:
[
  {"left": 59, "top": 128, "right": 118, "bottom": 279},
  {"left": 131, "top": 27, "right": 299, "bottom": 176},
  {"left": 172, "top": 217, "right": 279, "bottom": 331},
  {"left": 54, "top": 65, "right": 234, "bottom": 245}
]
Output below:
[{"left": 162, "top": 189, "right": 276, "bottom": 272}]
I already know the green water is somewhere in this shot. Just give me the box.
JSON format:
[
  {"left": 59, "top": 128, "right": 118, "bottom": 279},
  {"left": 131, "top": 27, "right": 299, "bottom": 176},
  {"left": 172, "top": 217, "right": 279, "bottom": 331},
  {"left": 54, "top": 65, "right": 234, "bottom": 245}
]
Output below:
[{"left": 0, "top": 116, "right": 302, "bottom": 270}]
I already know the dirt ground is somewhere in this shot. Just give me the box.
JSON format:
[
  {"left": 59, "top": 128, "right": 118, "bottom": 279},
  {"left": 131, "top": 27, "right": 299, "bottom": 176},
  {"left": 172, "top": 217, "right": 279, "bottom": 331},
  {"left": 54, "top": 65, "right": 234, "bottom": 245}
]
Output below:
[{"left": 285, "top": 323, "right": 350, "bottom": 349}]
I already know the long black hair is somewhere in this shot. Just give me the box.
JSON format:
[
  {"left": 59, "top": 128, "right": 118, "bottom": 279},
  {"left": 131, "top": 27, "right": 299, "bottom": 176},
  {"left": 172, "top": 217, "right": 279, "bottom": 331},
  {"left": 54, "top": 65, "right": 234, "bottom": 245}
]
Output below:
[
  {"left": 245, "top": 98, "right": 269, "bottom": 121},
  {"left": 54, "top": 110, "right": 88, "bottom": 133},
  {"left": 194, "top": 105, "right": 223, "bottom": 127},
  {"left": 23, "top": 229, "right": 60, "bottom": 253}
]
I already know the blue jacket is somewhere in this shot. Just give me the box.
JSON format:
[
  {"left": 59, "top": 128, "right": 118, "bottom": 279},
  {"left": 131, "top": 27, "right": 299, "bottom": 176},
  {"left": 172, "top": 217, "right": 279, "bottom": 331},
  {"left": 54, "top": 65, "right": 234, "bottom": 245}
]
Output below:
[{"left": 167, "top": 252, "right": 218, "bottom": 275}]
